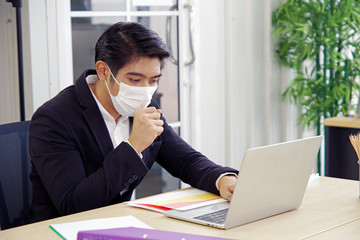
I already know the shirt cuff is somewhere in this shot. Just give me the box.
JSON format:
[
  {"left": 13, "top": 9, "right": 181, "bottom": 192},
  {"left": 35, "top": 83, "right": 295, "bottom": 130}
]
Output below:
[
  {"left": 125, "top": 140, "right": 143, "bottom": 159},
  {"left": 216, "top": 172, "right": 238, "bottom": 191}
]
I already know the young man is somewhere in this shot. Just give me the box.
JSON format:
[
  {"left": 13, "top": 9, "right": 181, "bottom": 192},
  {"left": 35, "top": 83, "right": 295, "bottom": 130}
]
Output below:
[{"left": 29, "top": 22, "right": 238, "bottom": 222}]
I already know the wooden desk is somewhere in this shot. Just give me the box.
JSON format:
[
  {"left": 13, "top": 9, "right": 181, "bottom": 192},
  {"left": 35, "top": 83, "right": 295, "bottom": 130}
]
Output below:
[
  {"left": 325, "top": 116, "right": 360, "bottom": 129},
  {"left": 0, "top": 177, "right": 359, "bottom": 240},
  {"left": 303, "top": 217, "right": 360, "bottom": 239},
  {"left": 325, "top": 116, "right": 360, "bottom": 180}
]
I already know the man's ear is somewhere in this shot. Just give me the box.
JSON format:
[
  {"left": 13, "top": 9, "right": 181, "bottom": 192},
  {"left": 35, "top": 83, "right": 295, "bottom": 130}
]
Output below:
[{"left": 95, "top": 61, "right": 109, "bottom": 82}]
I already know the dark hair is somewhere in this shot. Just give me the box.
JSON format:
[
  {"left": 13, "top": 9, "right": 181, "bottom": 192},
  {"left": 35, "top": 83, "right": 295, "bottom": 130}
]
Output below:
[{"left": 95, "top": 22, "right": 170, "bottom": 75}]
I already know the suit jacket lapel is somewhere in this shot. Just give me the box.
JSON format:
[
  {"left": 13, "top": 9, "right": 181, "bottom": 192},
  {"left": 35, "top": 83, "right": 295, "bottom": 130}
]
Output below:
[{"left": 75, "top": 69, "right": 114, "bottom": 158}]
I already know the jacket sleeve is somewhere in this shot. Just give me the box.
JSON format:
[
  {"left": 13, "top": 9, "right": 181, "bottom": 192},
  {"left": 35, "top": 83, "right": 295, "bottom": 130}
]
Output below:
[
  {"left": 156, "top": 118, "right": 238, "bottom": 195},
  {"left": 29, "top": 106, "right": 149, "bottom": 216}
]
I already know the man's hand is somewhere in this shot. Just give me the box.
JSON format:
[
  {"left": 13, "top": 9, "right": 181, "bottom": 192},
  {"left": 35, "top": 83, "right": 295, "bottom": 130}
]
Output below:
[
  {"left": 128, "top": 107, "right": 164, "bottom": 154},
  {"left": 218, "top": 175, "right": 237, "bottom": 201}
]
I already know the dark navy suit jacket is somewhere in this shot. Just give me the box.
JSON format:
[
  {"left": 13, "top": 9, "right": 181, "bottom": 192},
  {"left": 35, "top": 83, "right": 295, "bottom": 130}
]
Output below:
[{"left": 28, "top": 69, "right": 237, "bottom": 222}]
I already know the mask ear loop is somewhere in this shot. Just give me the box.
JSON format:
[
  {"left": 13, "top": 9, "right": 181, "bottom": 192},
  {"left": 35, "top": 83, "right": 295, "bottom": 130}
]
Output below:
[
  {"left": 107, "top": 65, "right": 121, "bottom": 86},
  {"left": 105, "top": 64, "right": 121, "bottom": 98},
  {"left": 104, "top": 79, "right": 115, "bottom": 97}
]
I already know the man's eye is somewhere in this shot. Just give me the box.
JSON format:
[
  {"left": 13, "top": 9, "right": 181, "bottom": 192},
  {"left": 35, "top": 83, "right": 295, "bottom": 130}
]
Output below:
[
  {"left": 151, "top": 79, "right": 159, "bottom": 84},
  {"left": 129, "top": 78, "right": 140, "bottom": 82}
]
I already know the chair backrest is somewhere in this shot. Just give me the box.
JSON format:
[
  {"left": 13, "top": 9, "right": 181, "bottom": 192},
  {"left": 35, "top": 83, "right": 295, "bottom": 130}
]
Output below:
[{"left": 0, "top": 121, "right": 31, "bottom": 230}]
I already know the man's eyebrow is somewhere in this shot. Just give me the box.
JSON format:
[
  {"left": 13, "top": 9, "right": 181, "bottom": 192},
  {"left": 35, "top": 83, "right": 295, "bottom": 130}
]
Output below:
[{"left": 126, "top": 72, "right": 162, "bottom": 78}]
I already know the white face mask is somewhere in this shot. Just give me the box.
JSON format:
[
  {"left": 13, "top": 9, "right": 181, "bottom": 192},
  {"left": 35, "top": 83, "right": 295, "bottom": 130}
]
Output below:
[{"left": 105, "top": 66, "right": 158, "bottom": 117}]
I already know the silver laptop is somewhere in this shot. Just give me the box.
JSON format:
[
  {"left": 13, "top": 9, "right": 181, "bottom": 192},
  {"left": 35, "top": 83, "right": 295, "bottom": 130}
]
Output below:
[{"left": 164, "top": 136, "right": 322, "bottom": 229}]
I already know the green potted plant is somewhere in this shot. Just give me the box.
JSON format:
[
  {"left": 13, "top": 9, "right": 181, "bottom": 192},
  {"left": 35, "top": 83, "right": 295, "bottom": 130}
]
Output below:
[{"left": 272, "top": 0, "right": 360, "bottom": 135}]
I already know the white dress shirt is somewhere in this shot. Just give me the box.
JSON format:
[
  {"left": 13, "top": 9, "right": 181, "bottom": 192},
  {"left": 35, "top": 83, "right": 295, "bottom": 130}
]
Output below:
[{"left": 86, "top": 75, "right": 130, "bottom": 148}]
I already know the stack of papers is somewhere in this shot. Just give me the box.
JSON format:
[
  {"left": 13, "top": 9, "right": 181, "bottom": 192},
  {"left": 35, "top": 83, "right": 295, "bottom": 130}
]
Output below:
[{"left": 127, "top": 188, "right": 226, "bottom": 213}]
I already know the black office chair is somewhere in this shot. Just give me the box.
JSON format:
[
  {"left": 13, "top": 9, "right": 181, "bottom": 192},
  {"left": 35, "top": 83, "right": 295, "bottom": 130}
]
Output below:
[{"left": 0, "top": 121, "right": 32, "bottom": 230}]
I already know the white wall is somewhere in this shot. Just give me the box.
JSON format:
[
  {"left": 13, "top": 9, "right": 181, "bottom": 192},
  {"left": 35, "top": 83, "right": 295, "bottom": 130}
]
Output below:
[
  {"left": 0, "top": 1, "right": 33, "bottom": 124},
  {"left": 0, "top": 0, "right": 73, "bottom": 124},
  {"left": 26, "top": 0, "right": 73, "bottom": 112},
  {"left": 191, "top": 0, "right": 306, "bottom": 169},
  {"left": 190, "top": 0, "right": 227, "bottom": 165}
]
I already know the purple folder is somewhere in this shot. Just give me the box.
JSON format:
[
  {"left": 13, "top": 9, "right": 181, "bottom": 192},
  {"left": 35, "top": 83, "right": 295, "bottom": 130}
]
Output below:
[{"left": 77, "top": 227, "right": 236, "bottom": 240}]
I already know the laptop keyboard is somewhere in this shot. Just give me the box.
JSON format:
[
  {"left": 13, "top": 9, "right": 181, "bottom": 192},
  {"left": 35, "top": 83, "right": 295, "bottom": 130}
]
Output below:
[{"left": 194, "top": 208, "right": 229, "bottom": 224}]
